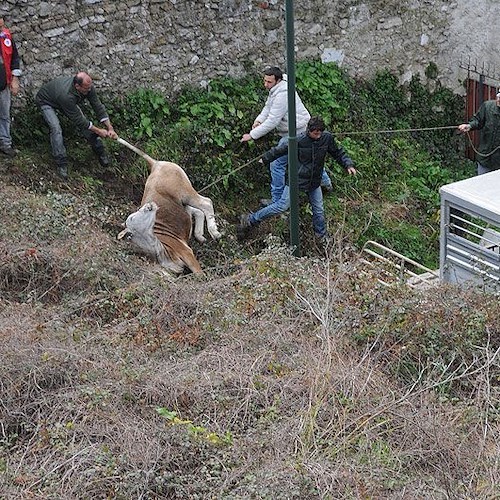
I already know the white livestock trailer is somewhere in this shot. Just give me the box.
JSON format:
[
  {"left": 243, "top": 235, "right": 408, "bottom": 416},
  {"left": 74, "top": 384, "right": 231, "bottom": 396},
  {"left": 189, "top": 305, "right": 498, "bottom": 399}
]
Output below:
[
  {"left": 362, "top": 170, "right": 500, "bottom": 292},
  {"left": 440, "top": 169, "right": 500, "bottom": 291}
]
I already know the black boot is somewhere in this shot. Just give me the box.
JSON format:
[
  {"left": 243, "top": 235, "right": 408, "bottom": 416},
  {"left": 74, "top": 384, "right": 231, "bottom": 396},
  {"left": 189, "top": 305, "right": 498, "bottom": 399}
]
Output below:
[
  {"left": 0, "top": 145, "right": 16, "bottom": 157},
  {"left": 97, "top": 149, "right": 110, "bottom": 167},
  {"left": 88, "top": 134, "right": 110, "bottom": 167},
  {"left": 56, "top": 158, "right": 68, "bottom": 179}
]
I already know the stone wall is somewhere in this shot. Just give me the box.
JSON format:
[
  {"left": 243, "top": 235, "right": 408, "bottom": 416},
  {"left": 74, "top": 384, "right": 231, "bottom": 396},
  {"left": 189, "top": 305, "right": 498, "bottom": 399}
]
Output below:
[{"left": 3, "top": 0, "right": 500, "bottom": 101}]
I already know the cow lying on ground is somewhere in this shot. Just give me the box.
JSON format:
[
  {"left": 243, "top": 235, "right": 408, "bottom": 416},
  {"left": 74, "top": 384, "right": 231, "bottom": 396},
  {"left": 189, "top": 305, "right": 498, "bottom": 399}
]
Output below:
[{"left": 117, "top": 138, "right": 221, "bottom": 274}]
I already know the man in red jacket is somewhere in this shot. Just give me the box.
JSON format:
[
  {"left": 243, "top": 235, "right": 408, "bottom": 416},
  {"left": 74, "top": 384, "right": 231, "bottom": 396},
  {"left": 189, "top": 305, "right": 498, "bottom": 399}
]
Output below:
[{"left": 0, "top": 15, "right": 21, "bottom": 158}]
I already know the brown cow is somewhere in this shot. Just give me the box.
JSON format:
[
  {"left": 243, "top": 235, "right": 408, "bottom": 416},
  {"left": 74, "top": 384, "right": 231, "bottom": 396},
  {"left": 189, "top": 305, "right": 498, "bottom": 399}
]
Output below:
[{"left": 117, "top": 138, "right": 221, "bottom": 274}]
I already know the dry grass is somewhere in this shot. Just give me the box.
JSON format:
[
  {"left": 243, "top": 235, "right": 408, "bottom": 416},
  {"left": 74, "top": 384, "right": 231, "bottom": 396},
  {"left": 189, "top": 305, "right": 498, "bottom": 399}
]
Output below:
[{"left": 0, "top": 172, "right": 498, "bottom": 499}]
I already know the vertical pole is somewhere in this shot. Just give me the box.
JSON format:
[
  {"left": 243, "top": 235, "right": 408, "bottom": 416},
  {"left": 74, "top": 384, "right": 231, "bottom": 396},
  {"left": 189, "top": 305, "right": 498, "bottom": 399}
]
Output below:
[
  {"left": 439, "top": 197, "right": 449, "bottom": 283},
  {"left": 285, "top": 0, "right": 300, "bottom": 256}
]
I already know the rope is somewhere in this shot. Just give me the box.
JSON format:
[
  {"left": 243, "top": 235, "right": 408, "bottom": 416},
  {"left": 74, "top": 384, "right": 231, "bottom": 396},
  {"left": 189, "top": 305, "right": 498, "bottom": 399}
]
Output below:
[
  {"left": 464, "top": 131, "right": 500, "bottom": 158},
  {"left": 197, "top": 124, "right": 499, "bottom": 192},
  {"left": 337, "top": 125, "right": 458, "bottom": 136},
  {"left": 198, "top": 154, "right": 262, "bottom": 193},
  {"left": 340, "top": 124, "right": 500, "bottom": 158},
  {"left": 199, "top": 126, "right": 455, "bottom": 192}
]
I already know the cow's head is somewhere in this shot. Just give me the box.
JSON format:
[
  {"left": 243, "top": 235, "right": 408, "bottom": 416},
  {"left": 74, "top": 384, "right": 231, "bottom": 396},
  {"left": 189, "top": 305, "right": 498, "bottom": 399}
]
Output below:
[
  {"left": 118, "top": 201, "right": 158, "bottom": 249},
  {"left": 119, "top": 197, "right": 207, "bottom": 275}
]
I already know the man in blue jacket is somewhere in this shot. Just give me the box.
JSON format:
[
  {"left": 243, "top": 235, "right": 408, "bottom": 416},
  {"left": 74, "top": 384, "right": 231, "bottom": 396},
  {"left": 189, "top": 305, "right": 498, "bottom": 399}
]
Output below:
[{"left": 238, "top": 116, "right": 356, "bottom": 241}]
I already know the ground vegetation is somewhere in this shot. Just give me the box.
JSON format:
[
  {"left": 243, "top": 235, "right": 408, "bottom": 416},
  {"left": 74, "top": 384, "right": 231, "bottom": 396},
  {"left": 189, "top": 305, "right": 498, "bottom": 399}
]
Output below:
[{"left": 1, "top": 62, "right": 497, "bottom": 498}]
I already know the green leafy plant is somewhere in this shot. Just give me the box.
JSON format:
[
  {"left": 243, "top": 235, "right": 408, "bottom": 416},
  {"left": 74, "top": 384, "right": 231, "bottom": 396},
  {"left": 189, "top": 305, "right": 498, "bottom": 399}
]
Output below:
[
  {"left": 156, "top": 407, "right": 233, "bottom": 446},
  {"left": 296, "top": 60, "right": 351, "bottom": 125},
  {"left": 107, "top": 88, "right": 171, "bottom": 139}
]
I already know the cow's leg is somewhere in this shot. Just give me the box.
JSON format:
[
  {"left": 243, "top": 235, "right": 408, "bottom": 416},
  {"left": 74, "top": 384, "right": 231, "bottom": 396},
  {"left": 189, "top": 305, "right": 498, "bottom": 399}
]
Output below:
[
  {"left": 177, "top": 242, "right": 203, "bottom": 273},
  {"left": 183, "top": 194, "right": 222, "bottom": 240},
  {"left": 158, "top": 257, "right": 186, "bottom": 275},
  {"left": 156, "top": 240, "right": 202, "bottom": 274},
  {"left": 185, "top": 205, "right": 207, "bottom": 243}
]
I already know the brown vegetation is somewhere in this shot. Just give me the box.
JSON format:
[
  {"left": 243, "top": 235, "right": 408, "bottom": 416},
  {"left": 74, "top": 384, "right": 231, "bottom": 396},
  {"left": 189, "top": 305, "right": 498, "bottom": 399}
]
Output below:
[{"left": 0, "top": 160, "right": 498, "bottom": 499}]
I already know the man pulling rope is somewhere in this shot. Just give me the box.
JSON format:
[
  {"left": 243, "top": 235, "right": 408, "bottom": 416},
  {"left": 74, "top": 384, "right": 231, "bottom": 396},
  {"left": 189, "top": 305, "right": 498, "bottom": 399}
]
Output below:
[{"left": 458, "top": 91, "right": 500, "bottom": 175}]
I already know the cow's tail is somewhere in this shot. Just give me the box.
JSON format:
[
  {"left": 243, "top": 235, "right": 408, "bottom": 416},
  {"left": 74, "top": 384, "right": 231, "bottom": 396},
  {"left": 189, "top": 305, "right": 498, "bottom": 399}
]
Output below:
[{"left": 116, "top": 137, "right": 157, "bottom": 169}]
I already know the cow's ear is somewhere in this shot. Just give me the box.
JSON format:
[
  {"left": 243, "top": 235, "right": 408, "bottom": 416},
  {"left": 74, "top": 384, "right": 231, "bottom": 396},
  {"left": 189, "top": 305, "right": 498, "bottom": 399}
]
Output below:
[{"left": 117, "top": 228, "right": 132, "bottom": 240}]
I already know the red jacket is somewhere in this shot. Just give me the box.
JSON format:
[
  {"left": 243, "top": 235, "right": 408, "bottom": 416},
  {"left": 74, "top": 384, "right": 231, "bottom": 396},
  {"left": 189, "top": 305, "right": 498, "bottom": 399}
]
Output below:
[{"left": 1, "top": 27, "right": 20, "bottom": 88}]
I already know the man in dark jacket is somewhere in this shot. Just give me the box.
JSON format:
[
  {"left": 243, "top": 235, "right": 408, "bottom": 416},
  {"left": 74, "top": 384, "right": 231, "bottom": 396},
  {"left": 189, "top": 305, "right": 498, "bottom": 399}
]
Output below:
[
  {"left": 458, "top": 92, "right": 500, "bottom": 175},
  {"left": 0, "top": 14, "right": 21, "bottom": 158},
  {"left": 238, "top": 116, "right": 356, "bottom": 240},
  {"left": 35, "top": 72, "right": 118, "bottom": 178}
]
